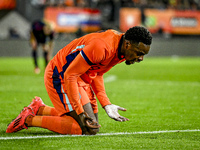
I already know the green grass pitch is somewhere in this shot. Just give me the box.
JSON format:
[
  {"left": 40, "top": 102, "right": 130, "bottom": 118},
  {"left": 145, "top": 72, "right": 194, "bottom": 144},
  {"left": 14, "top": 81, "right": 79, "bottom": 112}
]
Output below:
[{"left": 0, "top": 57, "right": 200, "bottom": 149}]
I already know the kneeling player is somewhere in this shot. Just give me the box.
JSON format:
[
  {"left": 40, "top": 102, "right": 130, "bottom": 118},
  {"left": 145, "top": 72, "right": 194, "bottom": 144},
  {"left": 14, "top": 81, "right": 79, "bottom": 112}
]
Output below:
[{"left": 6, "top": 26, "right": 152, "bottom": 134}]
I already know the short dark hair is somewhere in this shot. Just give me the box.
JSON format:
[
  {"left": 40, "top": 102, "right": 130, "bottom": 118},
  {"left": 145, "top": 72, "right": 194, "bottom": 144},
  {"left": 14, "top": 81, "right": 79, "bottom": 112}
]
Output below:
[{"left": 124, "top": 26, "right": 152, "bottom": 45}]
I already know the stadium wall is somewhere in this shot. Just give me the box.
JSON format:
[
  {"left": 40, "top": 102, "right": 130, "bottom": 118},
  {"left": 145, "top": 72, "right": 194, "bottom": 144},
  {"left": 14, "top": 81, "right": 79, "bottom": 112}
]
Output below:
[{"left": 0, "top": 37, "right": 200, "bottom": 57}]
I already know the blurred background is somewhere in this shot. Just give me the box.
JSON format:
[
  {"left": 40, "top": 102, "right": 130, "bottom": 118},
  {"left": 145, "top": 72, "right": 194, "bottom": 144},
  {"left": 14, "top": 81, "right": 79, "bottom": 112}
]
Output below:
[{"left": 0, "top": 0, "right": 200, "bottom": 57}]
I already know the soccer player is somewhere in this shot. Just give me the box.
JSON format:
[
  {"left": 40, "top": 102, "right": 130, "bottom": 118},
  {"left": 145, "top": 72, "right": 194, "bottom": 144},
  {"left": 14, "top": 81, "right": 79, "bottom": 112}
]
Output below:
[
  {"left": 30, "top": 20, "right": 55, "bottom": 74},
  {"left": 7, "top": 26, "right": 152, "bottom": 135}
]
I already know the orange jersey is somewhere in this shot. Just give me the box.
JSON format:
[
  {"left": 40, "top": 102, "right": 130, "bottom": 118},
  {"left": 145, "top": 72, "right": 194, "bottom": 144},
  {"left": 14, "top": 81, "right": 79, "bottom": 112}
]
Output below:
[{"left": 50, "top": 29, "right": 125, "bottom": 114}]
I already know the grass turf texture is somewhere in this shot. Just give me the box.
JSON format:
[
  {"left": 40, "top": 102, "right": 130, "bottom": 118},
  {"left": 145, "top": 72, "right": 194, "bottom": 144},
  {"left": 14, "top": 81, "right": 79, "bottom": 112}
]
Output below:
[{"left": 0, "top": 57, "right": 200, "bottom": 149}]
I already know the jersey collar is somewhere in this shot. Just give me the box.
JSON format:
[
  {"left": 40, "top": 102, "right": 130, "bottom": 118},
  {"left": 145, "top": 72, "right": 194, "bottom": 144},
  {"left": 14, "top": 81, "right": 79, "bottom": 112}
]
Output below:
[{"left": 118, "top": 36, "right": 125, "bottom": 60}]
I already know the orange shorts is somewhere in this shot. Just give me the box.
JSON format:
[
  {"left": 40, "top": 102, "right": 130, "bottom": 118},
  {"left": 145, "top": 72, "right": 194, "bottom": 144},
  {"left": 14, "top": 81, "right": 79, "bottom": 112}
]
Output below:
[{"left": 44, "top": 61, "right": 98, "bottom": 116}]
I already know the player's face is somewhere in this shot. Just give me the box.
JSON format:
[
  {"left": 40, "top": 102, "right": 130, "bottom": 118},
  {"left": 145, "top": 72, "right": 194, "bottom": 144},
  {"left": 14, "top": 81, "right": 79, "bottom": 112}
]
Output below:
[{"left": 124, "top": 41, "right": 150, "bottom": 65}]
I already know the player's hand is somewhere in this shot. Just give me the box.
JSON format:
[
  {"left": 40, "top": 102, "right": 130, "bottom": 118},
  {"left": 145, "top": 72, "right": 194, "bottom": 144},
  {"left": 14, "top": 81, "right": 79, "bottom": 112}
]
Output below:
[
  {"left": 79, "top": 112, "right": 101, "bottom": 135},
  {"left": 104, "top": 104, "right": 129, "bottom": 122}
]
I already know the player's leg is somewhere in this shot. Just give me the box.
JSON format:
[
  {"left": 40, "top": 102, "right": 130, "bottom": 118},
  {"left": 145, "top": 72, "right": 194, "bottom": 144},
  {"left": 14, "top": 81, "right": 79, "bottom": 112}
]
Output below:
[
  {"left": 37, "top": 105, "right": 58, "bottom": 116},
  {"left": 45, "top": 41, "right": 54, "bottom": 65},
  {"left": 28, "top": 96, "right": 58, "bottom": 116},
  {"left": 26, "top": 62, "right": 98, "bottom": 135},
  {"left": 30, "top": 32, "right": 40, "bottom": 74},
  {"left": 27, "top": 91, "right": 85, "bottom": 134},
  {"left": 31, "top": 62, "right": 82, "bottom": 134},
  {"left": 44, "top": 63, "right": 99, "bottom": 134},
  {"left": 6, "top": 106, "right": 82, "bottom": 134},
  {"left": 6, "top": 62, "right": 82, "bottom": 134},
  {"left": 26, "top": 115, "right": 82, "bottom": 135},
  {"left": 29, "top": 86, "right": 98, "bottom": 118},
  {"left": 42, "top": 44, "right": 50, "bottom": 67}
]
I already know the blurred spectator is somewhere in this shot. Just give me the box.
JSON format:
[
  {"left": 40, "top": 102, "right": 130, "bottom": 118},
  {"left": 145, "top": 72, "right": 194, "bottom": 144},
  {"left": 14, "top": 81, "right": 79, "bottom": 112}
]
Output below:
[
  {"left": 121, "top": 0, "right": 134, "bottom": 7},
  {"left": 118, "top": 0, "right": 200, "bottom": 10},
  {"left": 28, "top": 0, "right": 200, "bottom": 10},
  {"left": 189, "top": 0, "right": 199, "bottom": 10},
  {"left": 97, "top": 0, "right": 115, "bottom": 22},
  {"left": 139, "top": 0, "right": 148, "bottom": 26}
]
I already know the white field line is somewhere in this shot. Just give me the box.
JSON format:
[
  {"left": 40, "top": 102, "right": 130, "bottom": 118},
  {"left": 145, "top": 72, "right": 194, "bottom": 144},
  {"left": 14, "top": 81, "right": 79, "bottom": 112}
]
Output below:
[
  {"left": 1, "top": 129, "right": 200, "bottom": 140},
  {"left": 104, "top": 75, "right": 117, "bottom": 83}
]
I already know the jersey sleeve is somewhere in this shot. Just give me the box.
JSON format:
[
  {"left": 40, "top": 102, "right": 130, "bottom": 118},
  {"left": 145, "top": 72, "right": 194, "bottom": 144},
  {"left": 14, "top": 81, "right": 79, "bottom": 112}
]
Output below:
[
  {"left": 64, "top": 54, "right": 91, "bottom": 115},
  {"left": 91, "top": 75, "right": 111, "bottom": 107}
]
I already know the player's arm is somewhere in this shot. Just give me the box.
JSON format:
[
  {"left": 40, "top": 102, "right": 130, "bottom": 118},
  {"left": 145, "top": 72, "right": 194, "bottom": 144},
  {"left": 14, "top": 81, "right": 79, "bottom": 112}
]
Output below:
[
  {"left": 64, "top": 54, "right": 90, "bottom": 115},
  {"left": 64, "top": 38, "right": 106, "bottom": 115},
  {"left": 64, "top": 54, "right": 100, "bottom": 132},
  {"left": 91, "top": 75, "right": 111, "bottom": 107},
  {"left": 91, "top": 75, "right": 129, "bottom": 122}
]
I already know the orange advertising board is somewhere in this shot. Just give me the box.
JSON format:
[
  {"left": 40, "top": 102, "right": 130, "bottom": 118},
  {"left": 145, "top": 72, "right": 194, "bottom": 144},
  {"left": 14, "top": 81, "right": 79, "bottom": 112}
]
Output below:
[
  {"left": 144, "top": 9, "right": 174, "bottom": 33},
  {"left": 170, "top": 10, "right": 200, "bottom": 34},
  {"left": 0, "top": 0, "right": 16, "bottom": 9},
  {"left": 120, "top": 8, "right": 200, "bottom": 35},
  {"left": 44, "top": 7, "right": 101, "bottom": 33},
  {"left": 119, "top": 8, "right": 141, "bottom": 32}
]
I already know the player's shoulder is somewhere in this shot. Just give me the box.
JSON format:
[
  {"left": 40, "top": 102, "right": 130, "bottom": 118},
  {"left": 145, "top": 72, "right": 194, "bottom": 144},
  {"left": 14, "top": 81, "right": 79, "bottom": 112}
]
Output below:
[
  {"left": 95, "top": 29, "right": 123, "bottom": 49},
  {"left": 109, "top": 29, "right": 123, "bottom": 35},
  {"left": 86, "top": 30, "right": 122, "bottom": 44},
  {"left": 95, "top": 29, "right": 123, "bottom": 38}
]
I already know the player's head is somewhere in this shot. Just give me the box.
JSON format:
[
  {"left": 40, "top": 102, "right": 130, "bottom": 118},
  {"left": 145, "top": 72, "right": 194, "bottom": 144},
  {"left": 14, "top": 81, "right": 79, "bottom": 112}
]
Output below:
[
  {"left": 124, "top": 26, "right": 152, "bottom": 45},
  {"left": 43, "top": 20, "right": 55, "bottom": 35},
  {"left": 122, "top": 26, "right": 152, "bottom": 65}
]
